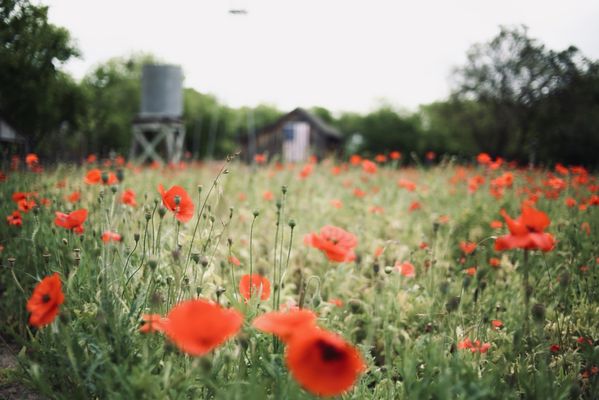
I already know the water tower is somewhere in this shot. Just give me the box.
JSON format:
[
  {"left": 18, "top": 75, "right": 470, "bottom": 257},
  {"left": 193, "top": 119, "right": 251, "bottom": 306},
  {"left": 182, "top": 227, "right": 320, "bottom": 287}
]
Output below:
[{"left": 130, "top": 64, "right": 185, "bottom": 164}]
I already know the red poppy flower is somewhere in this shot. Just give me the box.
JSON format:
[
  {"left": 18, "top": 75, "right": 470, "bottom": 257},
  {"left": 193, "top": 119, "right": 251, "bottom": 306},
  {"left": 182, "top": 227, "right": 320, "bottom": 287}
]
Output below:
[
  {"left": 361, "top": 160, "right": 377, "bottom": 174},
  {"left": 6, "top": 211, "right": 22, "bottom": 226},
  {"left": 158, "top": 184, "right": 195, "bottom": 223},
  {"left": 164, "top": 299, "right": 243, "bottom": 356},
  {"left": 390, "top": 151, "right": 401, "bottom": 160},
  {"left": 477, "top": 153, "right": 491, "bottom": 165},
  {"left": 86, "top": 169, "right": 118, "bottom": 185},
  {"left": 66, "top": 191, "right": 81, "bottom": 203},
  {"left": 54, "top": 209, "right": 88, "bottom": 234},
  {"left": 349, "top": 154, "right": 362, "bottom": 166},
  {"left": 239, "top": 274, "right": 271, "bottom": 301},
  {"left": 121, "top": 189, "right": 137, "bottom": 207},
  {"left": 86, "top": 154, "right": 97, "bottom": 164},
  {"left": 459, "top": 241, "right": 477, "bottom": 255},
  {"left": 26, "top": 273, "right": 64, "bottom": 328},
  {"left": 25, "top": 153, "right": 39, "bottom": 167},
  {"left": 254, "top": 153, "right": 267, "bottom": 164},
  {"left": 395, "top": 261, "right": 415, "bottom": 278},
  {"left": 139, "top": 314, "right": 167, "bottom": 334},
  {"left": 253, "top": 309, "right": 318, "bottom": 343},
  {"left": 304, "top": 225, "right": 357, "bottom": 263},
  {"left": 330, "top": 199, "right": 343, "bottom": 209},
  {"left": 228, "top": 255, "right": 241, "bottom": 266},
  {"left": 490, "top": 220, "right": 503, "bottom": 229},
  {"left": 17, "top": 198, "right": 36, "bottom": 213},
  {"left": 397, "top": 179, "right": 417, "bottom": 191},
  {"left": 286, "top": 327, "right": 365, "bottom": 397},
  {"left": 489, "top": 257, "right": 501, "bottom": 268},
  {"left": 263, "top": 191, "right": 274, "bottom": 201},
  {"left": 465, "top": 267, "right": 477, "bottom": 276},
  {"left": 101, "top": 231, "right": 122, "bottom": 243},
  {"left": 299, "top": 164, "right": 313, "bottom": 179},
  {"left": 549, "top": 344, "right": 561, "bottom": 353},
  {"left": 374, "top": 154, "right": 387, "bottom": 163},
  {"left": 425, "top": 151, "right": 436, "bottom": 161},
  {"left": 494, "top": 204, "right": 555, "bottom": 252},
  {"left": 491, "top": 320, "right": 503, "bottom": 330},
  {"left": 353, "top": 188, "right": 366, "bottom": 198},
  {"left": 458, "top": 338, "right": 491, "bottom": 353},
  {"left": 409, "top": 201, "right": 421, "bottom": 212}
]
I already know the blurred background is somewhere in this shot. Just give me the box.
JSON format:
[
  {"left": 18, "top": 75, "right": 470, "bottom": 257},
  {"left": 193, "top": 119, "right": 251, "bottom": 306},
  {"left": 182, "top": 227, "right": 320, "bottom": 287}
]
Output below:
[{"left": 1, "top": 0, "right": 598, "bottom": 166}]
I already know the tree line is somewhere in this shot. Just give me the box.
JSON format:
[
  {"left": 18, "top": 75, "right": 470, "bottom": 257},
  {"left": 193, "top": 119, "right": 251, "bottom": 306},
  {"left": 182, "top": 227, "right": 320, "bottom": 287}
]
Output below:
[{"left": 1, "top": 0, "right": 598, "bottom": 166}]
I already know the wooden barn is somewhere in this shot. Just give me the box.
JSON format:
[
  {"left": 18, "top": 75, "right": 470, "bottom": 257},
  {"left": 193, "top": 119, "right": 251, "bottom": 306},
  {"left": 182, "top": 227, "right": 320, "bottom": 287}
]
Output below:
[{"left": 240, "top": 108, "right": 342, "bottom": 163}]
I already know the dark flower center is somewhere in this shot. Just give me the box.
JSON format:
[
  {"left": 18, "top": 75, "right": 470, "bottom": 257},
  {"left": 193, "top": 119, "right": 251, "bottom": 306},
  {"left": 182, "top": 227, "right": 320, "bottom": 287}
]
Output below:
[
  {"left": 41, "top": 294, "right": 51, "bottom": 303},
  {"left": 317, "top": 339, "right": 345, "bottom": 362}
]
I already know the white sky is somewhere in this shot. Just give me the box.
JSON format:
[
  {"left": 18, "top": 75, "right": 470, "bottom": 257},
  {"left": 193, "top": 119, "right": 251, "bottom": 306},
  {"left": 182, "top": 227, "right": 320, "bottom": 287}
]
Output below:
[{"left": 44, "top": 0, "right": 599, "bottom": 113}]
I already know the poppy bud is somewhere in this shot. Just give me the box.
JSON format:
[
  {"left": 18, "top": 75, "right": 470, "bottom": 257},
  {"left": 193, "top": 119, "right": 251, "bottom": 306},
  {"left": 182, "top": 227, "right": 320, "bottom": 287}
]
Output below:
[
  {"left": 111, "top": 186, "right": 117, "bottom": 194},
  {"left": 148, "top": 259, "right": 158, "bottom": 271},
  {"left": 216, "top": 286, "right": 226, "bottom": 297},
  {"left": 348, "top": 299, "right": 365, "bottom": 314},
  {"left": 281, "top": 185, "right": 287, "bottom": 194},
  {"left": 145, "top": 212, "right": 151, "bottom": 221},
  {"left": 288, "top": 219, "right": 296, "bottom": 228},
  {"left": 158, "top": 206, "right": 167, "bottom": 218},
  {"left": 252, "top": 209, "right": 260, "bottom": 217},
  {"left": 62, "top": 238, "right": 68, "bottom": 246},
  {"left": 439, "top": 282, "right": 449, "bottom": 295},
  {"left": 433, "top": 221, "right": 440, "bottom": 234},
  {"left": 200, "top": 256, "right": 209, "bottom": 268},
  {"left": 372, "top": 262, "right": 380, "bottom": 274},
  {"left": 237, "top": 333, "right": 250, "bottom": 350},
  {"left": 191, "top": 253, "right": 200, "bottom": 264},
  {"left": 196, "top": 287, "right": 202, "bottom": 296},
  {"left": 384, "top": 266, "right": 393, "bottom": 274},
  {"left": 525, "top": 284, "right": 533, "bottom": 300},
  {"left": 228, "top": 238, "right": 233, "bottom": 246},
  {"left": 134, "top": 233, "right": 140, "bottom": 242},
  {"left": 199, "top": 357, "right": 213, "bottom": 373},
  {"left": 531, "top": 303, "right": 545, "bottom": 323},
  {"left": 558, "top": 271, "right": 570, "bottom": 288},
  {"left": 7, "top": 257, "right": 15, "bottom": 268},
  {"left": 116, "top": 169, "right": 124, "bottom": 182},
  {"left": 166, "top": 275, "right": 174, "bottom": 285},
  {"left": 446, "top": 296, "right": 461, "bottom": 313},
  {"left": 33, "top": 207, "right": 39, "bottom": 216},
  {"left": 197, "top": 185, "right": 203, "bottom": 194},
  {"left": 101, "top": 172, "right": 109, "bottom": 184},
  {"left": 312, "top": 296, "right": 321, "bottom": 308}
]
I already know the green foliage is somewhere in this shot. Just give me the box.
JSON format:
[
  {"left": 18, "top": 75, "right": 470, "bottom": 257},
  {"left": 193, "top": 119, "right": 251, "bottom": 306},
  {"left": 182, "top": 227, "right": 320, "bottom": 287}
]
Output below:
[
  {"left": 0, "top": 0, "right": 80, "bottom": 147},
  {"left": 1, "top": 160, "right": 598, "bottom": 398},
  {"left": 80, "top": 54, "right": 157, "bottom": 156}
]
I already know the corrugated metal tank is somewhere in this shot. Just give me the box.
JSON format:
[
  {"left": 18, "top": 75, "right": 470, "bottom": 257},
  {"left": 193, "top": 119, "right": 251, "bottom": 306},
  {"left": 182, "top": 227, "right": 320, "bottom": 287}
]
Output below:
[{"left": 140, "top": 64, "right": 183, "bottom": 118}]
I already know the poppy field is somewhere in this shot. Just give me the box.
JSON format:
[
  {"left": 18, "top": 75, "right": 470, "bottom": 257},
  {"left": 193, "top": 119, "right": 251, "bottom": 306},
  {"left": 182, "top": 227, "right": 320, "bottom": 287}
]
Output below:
[{"left": 1, "top": 153, "right": 598, "bottom": 399}]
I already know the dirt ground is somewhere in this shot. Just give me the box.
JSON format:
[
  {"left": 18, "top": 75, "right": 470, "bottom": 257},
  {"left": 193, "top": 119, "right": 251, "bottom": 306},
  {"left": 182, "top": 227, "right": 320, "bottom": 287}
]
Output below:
[{"left": 0, "top": 345, "right": 45, "bottom": 400}]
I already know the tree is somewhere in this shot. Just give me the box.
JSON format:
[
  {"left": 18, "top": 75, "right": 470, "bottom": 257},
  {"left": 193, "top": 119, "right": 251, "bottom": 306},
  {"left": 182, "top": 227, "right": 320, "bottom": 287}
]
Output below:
[
  {"left": 0, "top": 0, "right": 80, "bottom": 148},
  {"left": 451, "top": 25, "right": 593, "bottom": 161},
  {"left": 80, "top": 54, "right": 157, "bottom": 156}
]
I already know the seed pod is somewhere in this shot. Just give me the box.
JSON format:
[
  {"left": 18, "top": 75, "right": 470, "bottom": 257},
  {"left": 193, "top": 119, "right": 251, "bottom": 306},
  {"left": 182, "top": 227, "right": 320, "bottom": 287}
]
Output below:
[{"left": 531, "top": 303, "right": 546, "bottom": 323}]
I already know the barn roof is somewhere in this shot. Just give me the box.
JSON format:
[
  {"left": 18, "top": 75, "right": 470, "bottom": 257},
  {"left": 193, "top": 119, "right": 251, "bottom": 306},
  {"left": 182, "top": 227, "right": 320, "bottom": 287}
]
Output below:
[{"left": 242, "top": 107, "right": 342, "bottom": 142}]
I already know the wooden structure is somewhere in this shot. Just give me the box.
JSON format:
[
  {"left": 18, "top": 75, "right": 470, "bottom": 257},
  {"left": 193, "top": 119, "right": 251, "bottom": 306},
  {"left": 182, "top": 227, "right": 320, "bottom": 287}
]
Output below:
[
  {"left": 240, "top": 108, "right": 342, "bottom": 163},
  {"left": 130, "top": 64, "right": 185, "bottom": 164}
]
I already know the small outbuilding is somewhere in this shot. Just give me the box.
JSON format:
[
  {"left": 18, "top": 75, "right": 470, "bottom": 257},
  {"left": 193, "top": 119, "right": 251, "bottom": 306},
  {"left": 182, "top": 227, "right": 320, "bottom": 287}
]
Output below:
[{"left": 240, "top": 108, "right": 342, "bottom": 163}]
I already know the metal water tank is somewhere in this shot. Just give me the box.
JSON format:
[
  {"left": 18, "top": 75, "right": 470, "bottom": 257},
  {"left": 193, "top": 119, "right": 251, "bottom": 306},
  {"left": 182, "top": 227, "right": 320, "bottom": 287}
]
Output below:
[{"left": 140, "top": 64, "right": 183, "bottom": 118}]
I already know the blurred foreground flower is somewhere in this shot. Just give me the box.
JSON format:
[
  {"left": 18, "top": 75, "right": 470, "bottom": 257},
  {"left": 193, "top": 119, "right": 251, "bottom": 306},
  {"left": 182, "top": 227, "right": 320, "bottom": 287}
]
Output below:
[
  {"left": 26, "top": 273, "right": 64, "bottom": 328},
  {"left": 304, "top": 225, "right": 357, "bottom": 263},
  {"left": 164, "top": 299, "right": 243, "bottom": 356}
]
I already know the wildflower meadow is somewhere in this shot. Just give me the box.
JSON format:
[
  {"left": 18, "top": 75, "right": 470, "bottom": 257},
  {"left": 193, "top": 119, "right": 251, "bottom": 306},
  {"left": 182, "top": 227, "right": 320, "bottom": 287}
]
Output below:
[{"left": 1, "top": 153, "right": 598, "bottom": 399}]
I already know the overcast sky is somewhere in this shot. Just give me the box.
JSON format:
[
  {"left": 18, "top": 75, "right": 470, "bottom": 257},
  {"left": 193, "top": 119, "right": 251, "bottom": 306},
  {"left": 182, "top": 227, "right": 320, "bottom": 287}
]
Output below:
[{"left": 45, "top": 0, "right": 599, "bottom": 113}]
